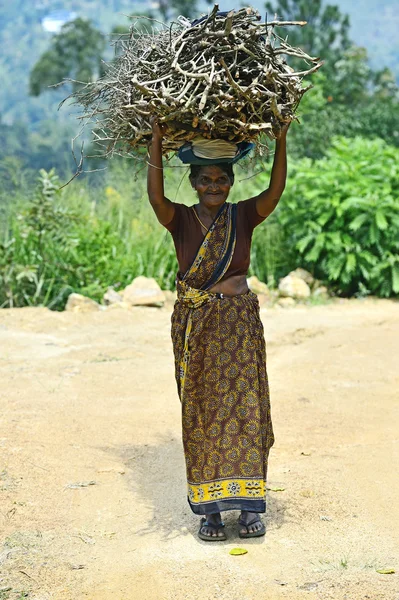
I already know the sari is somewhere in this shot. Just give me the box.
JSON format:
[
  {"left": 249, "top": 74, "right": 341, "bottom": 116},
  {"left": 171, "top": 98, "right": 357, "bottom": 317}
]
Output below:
[{"left": 171, "top": 202, "right": 274, "bottom": 515}]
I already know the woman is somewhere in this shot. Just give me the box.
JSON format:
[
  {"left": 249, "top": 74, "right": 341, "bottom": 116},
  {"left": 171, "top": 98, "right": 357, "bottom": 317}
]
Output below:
[{"left": 147, "top": 120, "right": 289, "bottom": 540}]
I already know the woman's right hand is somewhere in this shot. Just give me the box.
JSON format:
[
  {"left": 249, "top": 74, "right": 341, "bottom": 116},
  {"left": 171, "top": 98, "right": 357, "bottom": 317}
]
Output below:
[{"left": 150, "top": 116, "right": 165, "bottom": 140}]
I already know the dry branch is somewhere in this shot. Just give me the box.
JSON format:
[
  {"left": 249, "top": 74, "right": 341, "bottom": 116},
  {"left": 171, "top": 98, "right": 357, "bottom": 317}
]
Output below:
[{"left": 65, "top": 5, "right": 323, "bottom": 158}]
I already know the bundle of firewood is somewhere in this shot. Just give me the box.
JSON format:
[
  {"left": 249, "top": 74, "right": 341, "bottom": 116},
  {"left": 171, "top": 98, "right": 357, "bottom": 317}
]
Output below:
[{"left": 68, "top": 5, "right": 323, "bottom": 157}]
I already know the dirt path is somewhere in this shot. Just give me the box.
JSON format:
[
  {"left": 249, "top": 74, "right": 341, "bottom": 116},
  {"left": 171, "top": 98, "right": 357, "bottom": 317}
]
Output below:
[{"left": 0, "top": 299, "right": 398, "bottom": 600}]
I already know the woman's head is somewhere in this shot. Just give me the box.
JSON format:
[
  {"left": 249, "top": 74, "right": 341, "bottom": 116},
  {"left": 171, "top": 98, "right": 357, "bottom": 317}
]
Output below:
[{"left": 189, "top": 163, "right": 234, "bottom": 207}]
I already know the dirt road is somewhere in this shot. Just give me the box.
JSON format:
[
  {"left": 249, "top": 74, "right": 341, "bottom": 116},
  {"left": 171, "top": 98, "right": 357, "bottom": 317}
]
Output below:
[{"left": 0, "top": 299, "right": 398, "bottom": 600}]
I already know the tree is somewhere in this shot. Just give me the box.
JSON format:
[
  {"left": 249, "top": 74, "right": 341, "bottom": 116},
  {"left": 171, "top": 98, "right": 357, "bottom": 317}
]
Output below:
[
  {"left": 158, "top": 0, "right": 213, "bottom": 21},
  {"left": 29, "top": 18, "right": 106, "bottom": 96},
  {"left": 265, "top": 0, "right": 351, "bottom": 69},
  {"left": 265, "top": 0, "right": 399, "bottom": 158}
]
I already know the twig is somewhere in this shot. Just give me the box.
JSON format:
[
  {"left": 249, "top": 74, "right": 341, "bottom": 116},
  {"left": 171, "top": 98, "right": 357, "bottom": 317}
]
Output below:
[{"left": 64, "top": 5, "right": 322, "bottom": 159}]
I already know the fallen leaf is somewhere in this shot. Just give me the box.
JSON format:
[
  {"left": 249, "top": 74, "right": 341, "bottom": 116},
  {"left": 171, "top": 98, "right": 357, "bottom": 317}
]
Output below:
[
  {"left": 267, "top": 486, "right": 286, "bottom": 492},
  {"left": 229, "top": 547, "right": 248, "bottom": 556},
  {"left": 376, "top": 568, "right": 395, "bottom": 574}
]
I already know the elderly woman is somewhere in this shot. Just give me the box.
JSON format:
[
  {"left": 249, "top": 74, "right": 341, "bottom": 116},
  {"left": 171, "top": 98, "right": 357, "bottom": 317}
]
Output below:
[{"left": 147, "top": 120, "right": 289, "bottom": 541}]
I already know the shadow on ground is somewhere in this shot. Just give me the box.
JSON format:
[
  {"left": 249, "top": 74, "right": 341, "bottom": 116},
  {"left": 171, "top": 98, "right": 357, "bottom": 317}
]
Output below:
[{"left": 101, "top": 435, "right": 287, "bottom": 541}]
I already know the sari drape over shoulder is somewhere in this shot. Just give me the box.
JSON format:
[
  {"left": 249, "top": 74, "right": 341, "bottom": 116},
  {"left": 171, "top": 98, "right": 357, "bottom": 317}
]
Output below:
[{"left": 171, "top": 202, "right": 274, "bottom": 515}]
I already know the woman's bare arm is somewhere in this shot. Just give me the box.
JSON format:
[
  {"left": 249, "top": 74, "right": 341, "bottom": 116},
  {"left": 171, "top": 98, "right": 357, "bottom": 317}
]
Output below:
[
  {"left": 255, "top": 122, "right": 290, "bottom": 218},
  {"left": 147, "top": 120, "right": 175, "bottom": 225}
]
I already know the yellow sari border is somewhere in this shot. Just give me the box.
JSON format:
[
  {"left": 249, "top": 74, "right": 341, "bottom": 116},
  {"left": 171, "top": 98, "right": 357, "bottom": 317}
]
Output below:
[{"left": 188, "top": 478, "right": 266, "bottom": 504}]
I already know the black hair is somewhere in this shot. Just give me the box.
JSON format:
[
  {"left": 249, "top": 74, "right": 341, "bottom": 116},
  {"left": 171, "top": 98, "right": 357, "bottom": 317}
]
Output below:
[{"left": 189, "top": 163, "right": 235, "bottom": 186}]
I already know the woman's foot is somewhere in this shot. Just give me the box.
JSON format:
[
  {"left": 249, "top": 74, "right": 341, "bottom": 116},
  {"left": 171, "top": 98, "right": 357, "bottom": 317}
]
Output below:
[
  {"left": 198, "top": 513, "right": 226, "bottom": 540},
  {"left": 238, "top": 511, "right": 265, "bottom": 537}
]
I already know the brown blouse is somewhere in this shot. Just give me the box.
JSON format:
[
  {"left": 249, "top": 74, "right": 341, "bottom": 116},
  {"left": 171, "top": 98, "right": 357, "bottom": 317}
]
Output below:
[{"left": 163, "top": 197, "right": 267, "bottom": 280}]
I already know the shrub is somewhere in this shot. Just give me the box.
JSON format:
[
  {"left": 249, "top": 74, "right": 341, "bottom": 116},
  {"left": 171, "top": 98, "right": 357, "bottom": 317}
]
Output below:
[
  {"left": 0, "top": 169, "right": 178, "bottom": 309},
  {"left": 275, "top": 136, "right": 399, "bottom": 296}
]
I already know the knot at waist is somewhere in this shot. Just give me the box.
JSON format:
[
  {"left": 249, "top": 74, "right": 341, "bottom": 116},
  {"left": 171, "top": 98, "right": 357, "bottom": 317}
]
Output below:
[{"left": 176, "top": 281, "right": 223, "bottom": 309}]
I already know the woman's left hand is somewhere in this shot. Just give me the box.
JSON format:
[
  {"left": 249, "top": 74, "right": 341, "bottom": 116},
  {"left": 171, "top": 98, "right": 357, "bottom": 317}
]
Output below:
[{"left": 274, "top": 120, "right": 291, "bottom": 140}]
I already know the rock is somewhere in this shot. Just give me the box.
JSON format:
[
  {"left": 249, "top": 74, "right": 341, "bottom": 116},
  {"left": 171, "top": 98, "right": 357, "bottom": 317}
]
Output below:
[
  {"left": 247, "top": 276, "right": 270, "bottom": 296},
  {"left": 277, "top": 297, "right": 296, "bottom": 308},
  {"left": 65, "top": 293, "right": 101, "bottom": 313},
  {"left": 106, "top": 301, "right": 131, "bottom": 310},
  {"left": 278, "top": 275, "right": 311, "bottom": 299},
  {"left": 163, "top": 290, "right": 177, "bottom": 304},
  {"left": 103, "top": 287, "right": 123, "bottom": 305},
  {"left": 121, "top": 276, "right": 165, "bottom": 307},
  {"left": 313, "top": 285, "right": 329, "bottom": 299},
  {"left": 257, "top": 293, "right": 269, "bottom": 307},
  {"left": 289, "top": 268, "right": 314, "bottom": 286}
]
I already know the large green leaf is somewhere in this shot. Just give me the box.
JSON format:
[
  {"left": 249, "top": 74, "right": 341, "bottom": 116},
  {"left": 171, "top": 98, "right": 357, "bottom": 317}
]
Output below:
[
  {"left": 349, "top": 214, "right": 368, "bottom": 231},
  {"left": 375, "top": 210, "right": 388, "bottom": 230},
  {"left": 345, "top": 253, "right": 357, "bottom": 274}
]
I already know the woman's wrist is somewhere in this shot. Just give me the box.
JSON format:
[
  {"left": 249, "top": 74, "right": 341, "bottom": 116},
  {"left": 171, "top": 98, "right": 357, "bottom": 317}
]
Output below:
[{"left": 151, "top": 134, "right": 163, "bottom": 144}]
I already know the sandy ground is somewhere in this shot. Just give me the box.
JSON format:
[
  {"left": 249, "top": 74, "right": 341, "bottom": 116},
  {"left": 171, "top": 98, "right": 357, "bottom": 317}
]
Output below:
[{"left": 0, "top": 298, "right": 398, "bottom": 600}]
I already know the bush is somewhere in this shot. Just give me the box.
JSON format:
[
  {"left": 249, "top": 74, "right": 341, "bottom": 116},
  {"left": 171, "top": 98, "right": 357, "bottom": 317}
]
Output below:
[
  {"left": 0, "top": 169, "right": 178, "bottom": 309},
  {"left": 275, "top": 136, "right": 399, "bottom": 296},
  {"left": 3, "top": 137, "right": 398, "bottom": 310}
]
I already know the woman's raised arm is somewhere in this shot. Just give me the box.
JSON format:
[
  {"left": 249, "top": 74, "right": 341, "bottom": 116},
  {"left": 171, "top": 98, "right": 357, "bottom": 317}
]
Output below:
[
  {"left": 147, "top": 119, "right": 175, "bottom": 226},
  {"left": 255, "top": 122, "right": 290, "bottom": 218}
]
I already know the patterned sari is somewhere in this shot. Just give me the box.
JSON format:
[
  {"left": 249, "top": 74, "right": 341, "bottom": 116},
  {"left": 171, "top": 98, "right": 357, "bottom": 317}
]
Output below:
[{"left": 171, "top": 202, "right": 274, "bottom": 515}]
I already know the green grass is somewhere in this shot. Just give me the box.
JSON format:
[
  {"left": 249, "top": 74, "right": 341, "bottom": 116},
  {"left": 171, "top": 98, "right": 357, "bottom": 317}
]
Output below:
[
  {"left": 2, "top": 136, "right": 397, "bottom": 310},
  {"left": 1, "top": 161, "right": 289, "bottom": 309}
]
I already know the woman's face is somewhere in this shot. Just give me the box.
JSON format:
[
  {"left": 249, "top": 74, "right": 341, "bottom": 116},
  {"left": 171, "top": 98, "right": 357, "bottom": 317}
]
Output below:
[{"left": 192, "top": 166, "right": 232, "bottom": 208}]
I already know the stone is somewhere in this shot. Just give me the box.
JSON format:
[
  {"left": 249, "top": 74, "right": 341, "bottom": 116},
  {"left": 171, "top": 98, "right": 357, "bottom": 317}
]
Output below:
[
  {"left": 289, "top": 268, "right": 314, "bottom": 286},
  {"left": 106, "top": 301, "right": 131, "bottom": 310},
  {"left": 247, "top": 276, "right": 270, "bottom": 296},
  {"left": 277, "top": 297, "right": 296, "bottom": 308},
  {"left": 103, "top": 287, "right": 123, "bottom": 305},
  {"left": 278, "top": 275, "right": 311, "bottom": 299},
  {"left": 257, "top": 293, "right": 269, "bottom": 307},
  {"left": 313, "top": 285, "right": 330, "bottom": 299},
  {"left": 163, "top": 290, "right": 177, "bottom": 304},
  {"left": 121, "top": 276, "right": 165, "bottom": 307},
  {"left": 65, "top": 293, "right": 101, "bottom": 313}
]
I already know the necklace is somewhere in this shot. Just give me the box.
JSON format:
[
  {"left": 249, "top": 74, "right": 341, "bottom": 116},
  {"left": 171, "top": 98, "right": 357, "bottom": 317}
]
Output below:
[{"left": 192, "top": 206, "right": 210, "bottom": 232}]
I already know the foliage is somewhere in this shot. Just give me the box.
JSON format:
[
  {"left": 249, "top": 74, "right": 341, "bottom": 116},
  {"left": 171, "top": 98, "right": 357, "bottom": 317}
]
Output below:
[
  {"left": 250, "top": 217, "right": 293, "bottom": 288},
  {"left": 0, "top": 118, "right": 78, "bottom": 184},
  {"left": 264, "top": 0, "right": 351, "bottom": 74},
  {"left": 0, "top": 168, "right": 179, "bottom": 309},
  {"left": 289, "top": 73, "right": 399, "bottom": 159},
  {"left": 158, "top": 0, "right": 213, "bottom": 20},
  {"left": 2, "top": 135, "right": 399, "bottom": 311},
  {"left": 29, "top": 18, "right": 106, "bottom": 96},
  {"left": 0, "top": 169, "right": 78, "bottom": 308},
  {"left": 274, "top": 136, "right": 399, "bottom": 296},
  {"left": 265, "top": 0, "right": 399, "bottom": 160}
]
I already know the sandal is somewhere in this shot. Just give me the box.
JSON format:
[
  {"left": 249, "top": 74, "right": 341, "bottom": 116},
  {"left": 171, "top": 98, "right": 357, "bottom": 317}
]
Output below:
[
  {"left": 198, "top": 517, "right": 227, "bottom": 541},
  {"left": 238, "top": 515, "right": 266, "bottom": 539}
]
